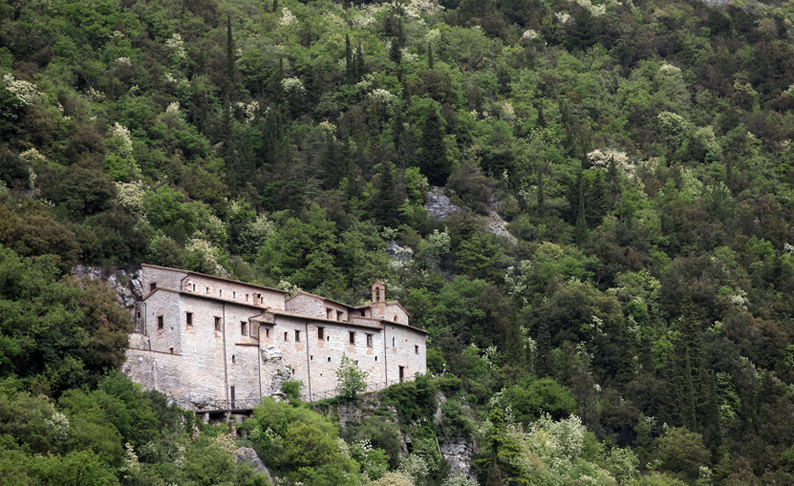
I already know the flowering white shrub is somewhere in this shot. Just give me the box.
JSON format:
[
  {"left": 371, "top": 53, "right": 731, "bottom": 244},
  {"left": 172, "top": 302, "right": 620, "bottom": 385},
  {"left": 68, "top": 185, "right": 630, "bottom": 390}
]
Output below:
[
  {"left": 116, "top": 57, "right": 132, "bottom": 67},
  {"left": 555, "top": 12, "right": 573, "bottom": 24},
  {"left": 427, "top": 228, "right": 451, "bottom": 255},
  {"left": 281, "top": 77, "right": 305, "bottom": 93},
  {"left": 369, "top": 88, "right": 395, "bottom": 103},
  {"left": 280, "top": 7, "right": 297, "bottom": 26},
  {"left": 587, "top": 148, "right": 634, "bottom": 175},
  {"left": 164, "top": 33, "right": 187, "bottom": 58},
  {"left": 166, "top": 101, "right": 180, "bottom": 115},
  {"left": 658, "top": 63, "right": 682, "bottom": 75},
  {"left": 522, "top": 29, "right": 539, "bottom": 41},
  {"left": 111, "top": 122, "right": 134, "bottom": 158},
  {"left": 3, "top": 73, "right": 41, "bottom": 108},
  {"left": 116, "top": 180, "right": 147, "bottom": 216},
  {"left": 20, "top": 148, "right": 46, "bottom": 164},
  {"left": 236, "top": 101, "right": 258, "bottom": 124},
  {"left": 573, "top": 0, "right": 607, "bottom": 16},
  {"left": 186, "top": 237, "right": 222, "bottom": 272}
]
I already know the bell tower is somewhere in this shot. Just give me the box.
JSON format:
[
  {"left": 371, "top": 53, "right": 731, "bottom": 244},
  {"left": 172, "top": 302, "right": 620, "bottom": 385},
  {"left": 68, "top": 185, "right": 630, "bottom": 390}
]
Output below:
[{"left": 371, "top": 281, "right": 386, "bottom": 303}]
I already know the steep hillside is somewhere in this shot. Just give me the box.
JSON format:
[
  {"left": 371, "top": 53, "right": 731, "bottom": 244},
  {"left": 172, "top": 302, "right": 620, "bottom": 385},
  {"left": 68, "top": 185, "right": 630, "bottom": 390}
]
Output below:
[{"left": 3, "top": 0, "right": 794, "bottom": 483}]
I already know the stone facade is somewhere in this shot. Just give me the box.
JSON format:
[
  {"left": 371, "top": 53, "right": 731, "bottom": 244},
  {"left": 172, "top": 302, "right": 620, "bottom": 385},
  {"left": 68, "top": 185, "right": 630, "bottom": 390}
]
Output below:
[{"left": 123, "top": 264, "right": 427, "bottom": 410}]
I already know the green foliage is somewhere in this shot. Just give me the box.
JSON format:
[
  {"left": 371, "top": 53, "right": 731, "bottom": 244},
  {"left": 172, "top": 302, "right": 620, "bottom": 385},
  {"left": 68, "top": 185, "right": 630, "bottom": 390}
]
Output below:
[
  {"left": 336, "top": 354, "right": 368, "bottom": 401},
  {"left": 498, "top": 377, "right": 577, "bottom": 424},
  {"left": 280, "top": 380, "right": 304, "bottom": 402}
]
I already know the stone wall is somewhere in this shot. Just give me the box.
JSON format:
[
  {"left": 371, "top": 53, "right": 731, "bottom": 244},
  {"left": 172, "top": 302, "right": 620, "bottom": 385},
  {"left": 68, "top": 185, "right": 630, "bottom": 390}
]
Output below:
[{"left": 124, "top": 265, "right": 427, "bottom": 408}]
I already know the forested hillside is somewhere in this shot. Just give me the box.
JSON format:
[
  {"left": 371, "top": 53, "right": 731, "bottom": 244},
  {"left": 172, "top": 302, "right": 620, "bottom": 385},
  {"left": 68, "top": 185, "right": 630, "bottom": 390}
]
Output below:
[{"left": 3, "top": 0, "right": 794, "bottom": 483}]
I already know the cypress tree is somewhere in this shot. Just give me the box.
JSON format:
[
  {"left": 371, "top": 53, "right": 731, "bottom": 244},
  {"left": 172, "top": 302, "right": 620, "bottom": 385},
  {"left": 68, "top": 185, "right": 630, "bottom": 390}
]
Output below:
[
  {"left": 373, "top": 161, "right": 401, "bottom": 228},
  {"left": 354, "top": 43, "right": 365, "bottom": 82},
  {"left": 574, "top": 174, "right": 588, "bottom": 244},
  {"left": 428, "top": 43, "right": 434, "bottom": 69},
  {"left": 345, "top": 34, "right": 353, "bottom": 84},
  {"left": 225, "top": 16, "right": 235, "bottom": 85},
  {"left": 418, "top": 105, "right": 450, "bottom": 186}
]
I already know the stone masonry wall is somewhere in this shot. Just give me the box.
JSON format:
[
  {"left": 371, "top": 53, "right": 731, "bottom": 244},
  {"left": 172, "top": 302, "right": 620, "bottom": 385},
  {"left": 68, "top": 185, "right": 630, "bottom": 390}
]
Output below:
[{"left": 124, "top": 266, "right": 427, "bottom": 408}]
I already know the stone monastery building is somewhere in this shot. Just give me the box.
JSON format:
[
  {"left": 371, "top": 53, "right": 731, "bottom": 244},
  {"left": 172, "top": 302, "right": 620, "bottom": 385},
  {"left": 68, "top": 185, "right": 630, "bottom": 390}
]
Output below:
[{"left": 123, "top": 264, "right": 427, "bottom": 411}]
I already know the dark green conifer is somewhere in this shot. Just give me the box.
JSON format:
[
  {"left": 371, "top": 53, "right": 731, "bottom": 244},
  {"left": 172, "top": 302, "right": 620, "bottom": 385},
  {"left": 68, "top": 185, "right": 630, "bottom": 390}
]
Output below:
[
  {"left": 373, "top": 161, "right": 401, "bottom": 228},
  {"left": 418, "top": 105, "right": 450, "bottom": 186},
  {"left": 428, "top": 43, "right": 434, "bottom": 69}
]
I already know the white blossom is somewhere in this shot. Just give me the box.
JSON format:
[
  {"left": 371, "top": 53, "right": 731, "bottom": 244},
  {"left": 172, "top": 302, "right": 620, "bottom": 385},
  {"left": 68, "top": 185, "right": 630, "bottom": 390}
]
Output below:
[
  {"left": 111, "top": 122, "right": 134, "bottom": 158},
  {"left": 280, "top": 7, "right": 297, "bottom": 26},
  {"left": 3, "top": 73, "right": 41, "bottom": 107},
  {"left": 236, "top": 101, "right": 258, "bottom": 124},
  {"left": 555, "top": 12, "right": 573, "bottom": 24},
  {"left": 116, "top": 57, "right": 132, "bottom": 67},
  {"left": 164, "top": 33, "right": 187, "bottom": 58},
  {"left": 369, "top": 88, "right": 395, "bottom": 103},
  {"left": 522, "top": 29, "right": 539, "bottom": 41},
  {"left": 281, "top": 77, "right": 305, "bottom": 93},
  {"left": 166, "top": 101, "right": 180, "bottom": 115}
]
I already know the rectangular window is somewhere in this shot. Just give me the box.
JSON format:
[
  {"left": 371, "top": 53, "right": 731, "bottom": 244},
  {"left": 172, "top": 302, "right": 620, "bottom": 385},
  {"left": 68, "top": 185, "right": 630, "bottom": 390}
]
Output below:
[
  {"left": 265, "top": 328, "right": 270, "bottom": 338},
  {"left": 337, "top": 311, "right": 343, "bottom": 321},
  {"left": 318, "top": 327, "right": 325, "bottom": 340},
  {"left": 214, "top": 317, "right": 221, "bottom": 330},
  {"left": 415, "top": 345, "right": 419, "bottom": 354},
  {"left": 241, "top": 321, "right": 247, "bottom": 335},
  {"left": 284, "top": 332, "right": 288, "bottom": 341},
  {"left": 246, "top": 294, "right": 249, "bottom": 302},
  {"left": 295, "top": 330, "right": 301, "bottom": 342},
  {"left": 233, "top": 291, "right": 236, "bottom": 299},
  {"left": 219, "top": 289, "right": 223, "bottom": 297},
  {"left": 149, "top": 282, "right": 157, "bottom": 292},
  {"left": 366, "top": 334, "right": 373, "bottom": 347},
  {"left": 192, "top": 283, "right": 196, "bottom": 291},
  {"left": 169, "top": 347, "right": 174, "bottom": 354},
  {"left": 157, "top": 315, "right": 164, "bottom": 329},
  {"left": 186, "top": 312, "right": 193, "bottom": 326},
  {"left": 349, "top": 332, "right": 355, "bottom": 344},
  {"left": 327, "top": 308, "right": 334, "bottom": 320}
]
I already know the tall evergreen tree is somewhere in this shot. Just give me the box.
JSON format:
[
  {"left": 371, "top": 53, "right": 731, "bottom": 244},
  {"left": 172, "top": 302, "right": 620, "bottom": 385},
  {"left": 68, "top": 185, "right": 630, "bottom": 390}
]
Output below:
[
  {"left": 428, "top": 43, "right": 434, "bottom": 69},
  {"left": 372, "top": 161, "right": 401, "bottom": 228},
  {"left": 574, "top": 174, "right": 588, "bottom": 244},
  {"left": 225, "top": 16, "right": 236, "bottom": 93},
  {"left": 345, "top": 34, "right": 354, "bottom": 84},
  {"left": 418, "top": 106, "right": 450, "bottom": 186}
]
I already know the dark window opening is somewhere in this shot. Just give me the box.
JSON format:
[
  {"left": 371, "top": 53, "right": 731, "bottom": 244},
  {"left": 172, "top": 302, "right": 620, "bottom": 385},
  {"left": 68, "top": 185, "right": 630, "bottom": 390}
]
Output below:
[
  {"left": 337, "top": 310, "right": 343, "bottom": 321},
  {"left": 366, "top": 334, "right": 373, "bottom": 347},
  {"left": 214, "top": 317, "right": 221, "bottom": 330},
  {"left": 311, "top": 355, "right": 313, "bottom": 360},
  {"left": 328, "top": 357, "right": 331, "bottom": 362},
  {"left": 295, "top": 330, "right": 301, "bottom": 342},
  {"left": 192, "top": 283, "right": 196, "bottom": 291},
  {"left": 241, "top": 321, "right": 247, "bottom": 335},
  {"left": 399, "top": 366, "right": 405, "bottom": 383},
  {"left": 415, "top": 345, "right": 419, "bottom": 354},
  {"left": 392, "top": 337, "right": 395, "bottom": 347},
  {"left": 233, "top": 291, "right": 236, "bottom": 299},
  {"left": 186, "top": 312, "right": 193, "bottom": 326},
  {"left": 219, "top": 289, "right": 223, "bottom": 297},
  {"left": 157, "top": 315, "right": 164, "bottom": 329},
  {"left": 150, "top": 282, "right": 157, "bottom": 292},
  {"left": 349, "top": 332, "right": 355, "bottom": 344},
  {"left": 318, "top": 327, "right": 325, "bottom": 340},
  {"left": 169, "top": 347, "right": 174, "bottom": 354},
  {"left": 232, "top": 355, "right": 236, "bottom": 363},
  {"left": 284, "top": 332, "right": 288, "bottom": 341},
  {"left": 265, "top": 328, "right": 270, "bottom": 338},
  {"left": 394, "top": 315, "right": 398, "bottom": 322},
  {"left": 375, "top": 356, "right": 378, "bottom": 361},
  {"left": 230, "top": 386, "right": 235, "bottom": 409}
]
